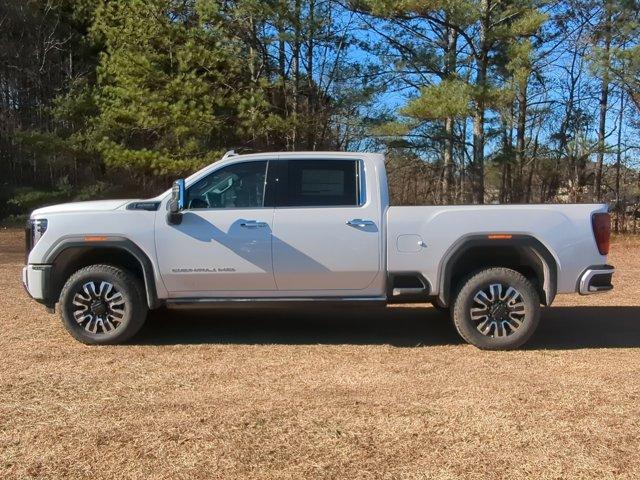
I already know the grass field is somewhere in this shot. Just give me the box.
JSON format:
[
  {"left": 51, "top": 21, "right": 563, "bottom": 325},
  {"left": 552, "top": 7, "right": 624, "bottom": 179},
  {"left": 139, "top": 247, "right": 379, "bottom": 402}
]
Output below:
[{"left": 1, "top": 229, "right": 639, "bottom": 479}]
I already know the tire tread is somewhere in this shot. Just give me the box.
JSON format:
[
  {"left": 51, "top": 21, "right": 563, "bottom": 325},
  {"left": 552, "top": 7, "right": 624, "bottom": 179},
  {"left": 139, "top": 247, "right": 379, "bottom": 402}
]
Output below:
[
  {"left": 59, "top": 264, "right": 147, "bottom": 345},
  {"left": 452, "top": 267, "right": 540, "bottom": 350}
]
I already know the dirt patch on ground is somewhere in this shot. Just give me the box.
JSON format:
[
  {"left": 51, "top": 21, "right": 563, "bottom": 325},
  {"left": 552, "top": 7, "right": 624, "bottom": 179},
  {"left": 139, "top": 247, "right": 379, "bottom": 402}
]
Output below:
[{"left": 1, "top": 229, "right": 639, "bottom": 479}]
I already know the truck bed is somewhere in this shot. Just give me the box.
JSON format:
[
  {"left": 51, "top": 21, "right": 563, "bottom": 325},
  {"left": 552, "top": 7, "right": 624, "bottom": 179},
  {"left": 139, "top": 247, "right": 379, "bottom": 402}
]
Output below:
[{"left": 386, "top": 203, "right": 608, "bottom": 296}]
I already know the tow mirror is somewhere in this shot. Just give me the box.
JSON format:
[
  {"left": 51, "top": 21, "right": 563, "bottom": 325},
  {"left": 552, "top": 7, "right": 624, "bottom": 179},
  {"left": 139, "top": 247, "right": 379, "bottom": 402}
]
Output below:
[{"left": 167, "top": 178, "right": 185, "bottom": 225}]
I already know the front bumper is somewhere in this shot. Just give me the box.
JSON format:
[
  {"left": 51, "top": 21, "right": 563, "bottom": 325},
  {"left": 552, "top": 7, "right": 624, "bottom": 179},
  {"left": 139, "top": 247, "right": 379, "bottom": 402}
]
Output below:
[
  {"left": 578, "top": 265, "right": 614, "bottom": 295},
  {"left": 22, "top": 264, "right": 54, "bottom": 308}
]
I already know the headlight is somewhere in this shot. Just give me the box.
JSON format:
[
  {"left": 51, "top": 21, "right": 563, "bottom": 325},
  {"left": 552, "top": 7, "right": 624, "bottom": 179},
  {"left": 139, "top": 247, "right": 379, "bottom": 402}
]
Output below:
[{"left": 30, "top": 218, "right": 48, "bottom": 246}]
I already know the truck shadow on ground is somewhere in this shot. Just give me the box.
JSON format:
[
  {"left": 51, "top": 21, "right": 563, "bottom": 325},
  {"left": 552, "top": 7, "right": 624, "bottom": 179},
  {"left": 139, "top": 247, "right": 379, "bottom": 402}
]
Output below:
[{"left": 136, "top": 306, "right": 640, "bottom": 349}]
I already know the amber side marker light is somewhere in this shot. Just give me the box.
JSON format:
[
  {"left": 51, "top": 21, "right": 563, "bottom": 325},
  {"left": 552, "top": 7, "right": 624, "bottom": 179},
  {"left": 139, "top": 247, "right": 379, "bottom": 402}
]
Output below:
[
  {"left": 488, "top": 234, "right": 513, "bottom": 240},
  {"left": 84, "top": 236, "right": 108, "bottom": 242}
]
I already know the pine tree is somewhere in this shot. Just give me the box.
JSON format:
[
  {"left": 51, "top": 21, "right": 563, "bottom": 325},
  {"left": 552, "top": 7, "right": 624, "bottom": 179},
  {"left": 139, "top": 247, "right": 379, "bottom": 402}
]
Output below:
[
  {"left": 590, "top": 0, "right": 640, "bottom": 200},
  {"left": 86, "top": 0, "right": 254, "bottom": 179},
  {"left": 361, "top": 0, "right": 546, "bottom": 203}
]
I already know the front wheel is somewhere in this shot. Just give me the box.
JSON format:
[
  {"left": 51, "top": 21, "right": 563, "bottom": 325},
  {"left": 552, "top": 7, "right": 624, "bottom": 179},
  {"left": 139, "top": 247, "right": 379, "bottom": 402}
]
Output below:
[
  {"left": 59, "top": 264, "right": 148, "bottom": 345},
  {"left": 452, "top": 268, "right": 540, "bottom": 350}
]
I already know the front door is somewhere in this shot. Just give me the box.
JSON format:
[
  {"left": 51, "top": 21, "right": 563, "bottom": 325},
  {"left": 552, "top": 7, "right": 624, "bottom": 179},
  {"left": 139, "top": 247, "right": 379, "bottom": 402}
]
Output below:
[
  {"left": 271, "top": 158, "right": 382, "bottom": 292},
  {"left": 155, "top": 160, "right": 276, "bottom": 295}
]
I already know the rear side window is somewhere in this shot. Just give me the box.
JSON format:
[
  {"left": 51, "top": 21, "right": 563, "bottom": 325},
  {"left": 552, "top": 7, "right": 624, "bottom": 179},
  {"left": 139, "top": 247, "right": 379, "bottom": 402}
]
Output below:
[{"left": 278, "top": 160, "right": 360, "bottom": 207}]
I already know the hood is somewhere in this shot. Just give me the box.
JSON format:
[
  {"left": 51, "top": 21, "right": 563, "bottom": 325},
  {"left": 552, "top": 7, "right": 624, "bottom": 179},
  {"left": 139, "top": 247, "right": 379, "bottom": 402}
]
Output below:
[{"left": 31, "top": 199, "right": 134, "bottom": 217}]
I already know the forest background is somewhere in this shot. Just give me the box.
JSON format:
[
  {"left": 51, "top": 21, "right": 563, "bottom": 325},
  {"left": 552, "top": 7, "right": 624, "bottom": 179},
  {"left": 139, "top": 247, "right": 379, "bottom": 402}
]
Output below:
[{"left": 2, "top": 0, "right": 639, "bottom": 231}]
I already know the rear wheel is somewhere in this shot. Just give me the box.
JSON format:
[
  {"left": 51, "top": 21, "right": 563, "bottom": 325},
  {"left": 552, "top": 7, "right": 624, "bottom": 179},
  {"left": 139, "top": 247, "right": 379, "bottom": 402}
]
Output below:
[
  {"left": 59, "top": 264, "right": 147, "bottom": 345},
  {"left": 452, "top": 268, "right": 540, "bottom": 350}
]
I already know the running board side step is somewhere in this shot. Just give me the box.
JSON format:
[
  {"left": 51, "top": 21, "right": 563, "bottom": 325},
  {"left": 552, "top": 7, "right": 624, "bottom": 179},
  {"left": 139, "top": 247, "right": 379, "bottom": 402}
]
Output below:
[
  {"left": 392, "top": 287, "right": 426, "bottom": 296},
  {"left": 387, "top": 272, "right": 431, "bottom": 303},
  {"left": 165, "top": 297, "right": 387, "bottom": 309}
]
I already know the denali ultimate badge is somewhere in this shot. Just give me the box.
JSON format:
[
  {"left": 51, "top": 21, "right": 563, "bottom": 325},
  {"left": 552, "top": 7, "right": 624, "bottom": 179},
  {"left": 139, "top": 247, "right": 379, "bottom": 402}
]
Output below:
[{"left": 171, "top": 267, "right": 236, "bottom": 273}]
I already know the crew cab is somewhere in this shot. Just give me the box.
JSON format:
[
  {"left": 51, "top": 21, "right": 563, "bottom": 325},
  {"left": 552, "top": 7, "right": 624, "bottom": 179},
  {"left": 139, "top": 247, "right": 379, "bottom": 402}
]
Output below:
[{"left": 23, "top": 151, "right": 615, "bottom": 349}]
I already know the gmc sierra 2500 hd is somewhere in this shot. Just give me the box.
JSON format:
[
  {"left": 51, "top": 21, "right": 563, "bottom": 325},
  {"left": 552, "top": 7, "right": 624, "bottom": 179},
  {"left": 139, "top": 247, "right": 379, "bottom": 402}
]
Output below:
[{"left": 23, "top": 151, "right": 614, "bottom": 350}]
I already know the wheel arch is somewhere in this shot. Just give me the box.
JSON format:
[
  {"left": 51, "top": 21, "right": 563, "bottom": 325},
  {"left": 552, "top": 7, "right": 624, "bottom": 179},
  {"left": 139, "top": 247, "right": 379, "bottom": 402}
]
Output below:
[
  {"left": 44, "top": 237, "right": 160, "bottom": 309},
  {"left": 437, "top": 234, "right": 558, "bottom": 307}
]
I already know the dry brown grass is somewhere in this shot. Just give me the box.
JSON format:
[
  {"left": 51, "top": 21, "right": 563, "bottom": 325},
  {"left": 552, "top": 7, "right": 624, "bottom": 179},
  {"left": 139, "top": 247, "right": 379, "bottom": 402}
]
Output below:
[{"left": 1, "top": 228, "right": 639, "bottom": 479}]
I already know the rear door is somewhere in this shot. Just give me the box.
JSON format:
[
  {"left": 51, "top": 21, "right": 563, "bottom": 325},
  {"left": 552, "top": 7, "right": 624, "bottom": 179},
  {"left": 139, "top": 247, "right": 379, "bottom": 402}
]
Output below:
[{"left": 271, "top": 158, "right": 381, "bottom": 292}]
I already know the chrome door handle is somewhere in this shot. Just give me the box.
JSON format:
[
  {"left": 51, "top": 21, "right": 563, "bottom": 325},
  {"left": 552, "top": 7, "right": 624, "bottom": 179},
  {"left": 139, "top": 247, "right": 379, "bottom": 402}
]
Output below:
[
  {"left": 346, "top": 219, "right": 375, "bottom": 228},
  {"left": 240, "top": 221, "right": 268, "bottom": 228}
]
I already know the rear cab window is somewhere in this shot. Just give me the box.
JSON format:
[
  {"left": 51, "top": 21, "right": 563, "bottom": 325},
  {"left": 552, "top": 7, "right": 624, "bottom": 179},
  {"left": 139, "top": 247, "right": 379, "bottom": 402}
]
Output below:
[{"left": 275, "top": 159, "right": 363, "bottom": 207}]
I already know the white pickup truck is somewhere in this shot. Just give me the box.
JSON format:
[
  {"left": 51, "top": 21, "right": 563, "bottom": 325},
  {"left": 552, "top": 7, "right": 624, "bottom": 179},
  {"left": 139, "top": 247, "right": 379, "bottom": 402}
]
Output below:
[{"left": 23, "top": 151, "right": 614, "bottom": 349}]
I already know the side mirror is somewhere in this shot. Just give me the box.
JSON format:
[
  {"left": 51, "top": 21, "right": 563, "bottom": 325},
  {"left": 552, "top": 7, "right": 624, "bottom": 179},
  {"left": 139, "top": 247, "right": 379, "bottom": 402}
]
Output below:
[{"left": 167, "top": 179, "right": 185, "bottom": 225}]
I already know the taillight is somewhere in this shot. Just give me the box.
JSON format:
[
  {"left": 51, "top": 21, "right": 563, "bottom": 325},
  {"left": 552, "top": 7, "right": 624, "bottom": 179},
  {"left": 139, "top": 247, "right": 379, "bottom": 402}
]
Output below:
[{"left": 592, "top": 213, "right": 611, "bottom": 255}]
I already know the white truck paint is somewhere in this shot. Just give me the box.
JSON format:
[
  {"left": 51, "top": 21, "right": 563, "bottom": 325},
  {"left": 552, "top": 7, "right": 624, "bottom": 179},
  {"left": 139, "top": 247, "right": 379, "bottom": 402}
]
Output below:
[
  {"left": 387, "top": 203, "right": 607, "bottom": 295},
  {"left": 22, "top": 151, "right": 615, "bottom": 349}
]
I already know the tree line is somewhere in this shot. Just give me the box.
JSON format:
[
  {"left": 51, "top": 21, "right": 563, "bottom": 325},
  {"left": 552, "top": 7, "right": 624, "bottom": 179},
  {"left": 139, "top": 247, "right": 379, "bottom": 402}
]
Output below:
[{"left": 1, "top": 0, "right": 639, "bottom": 230}]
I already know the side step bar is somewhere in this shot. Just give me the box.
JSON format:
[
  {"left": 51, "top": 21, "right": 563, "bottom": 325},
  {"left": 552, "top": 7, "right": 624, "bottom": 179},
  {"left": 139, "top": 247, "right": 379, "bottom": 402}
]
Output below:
[
  {"left": 165, "top": 297, "right": 387, "bottom": 309},
  {"left": 392, "top": 287, "right": 426, "bottom": 296},
  {"left": 387, "top": 272, "right": 431, "bottom": 303}
]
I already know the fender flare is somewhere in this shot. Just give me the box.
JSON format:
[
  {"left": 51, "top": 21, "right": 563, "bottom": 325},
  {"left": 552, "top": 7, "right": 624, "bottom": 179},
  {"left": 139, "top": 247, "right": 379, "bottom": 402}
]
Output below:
[
  {"left": 43, "top": 236, "right": 160, "bottom": 309},
  {"left": 436, "top": 234, "right": 558, "bottom": 307}
]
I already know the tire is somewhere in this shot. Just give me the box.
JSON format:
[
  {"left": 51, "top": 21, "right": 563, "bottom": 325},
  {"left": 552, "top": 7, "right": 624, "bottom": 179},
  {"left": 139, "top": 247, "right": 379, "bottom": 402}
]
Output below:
[
  {"left": 59, "top": 264, "right": 148, "bottom": 345},
  {"left": 452, "top": 268, "right": 540, "bottom": 350}
]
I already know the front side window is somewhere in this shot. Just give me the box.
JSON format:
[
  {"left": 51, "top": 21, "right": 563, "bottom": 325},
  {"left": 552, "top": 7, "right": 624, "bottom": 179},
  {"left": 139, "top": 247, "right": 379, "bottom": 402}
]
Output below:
[
  {"left": 186, "top": 161, "right": 267, "bottom": 209},
  {"left": 280, "top": 160, "right": 359, "bottom": 207}
]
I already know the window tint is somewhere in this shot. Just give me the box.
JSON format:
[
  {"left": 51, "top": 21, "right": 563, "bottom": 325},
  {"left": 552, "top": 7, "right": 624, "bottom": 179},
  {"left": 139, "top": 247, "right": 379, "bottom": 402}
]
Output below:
[
  {"left": 280, "top": 160, "right": 359, "bottom": 207},
  {"left": 186, "top": 161, "right": 267, "bottom": 209}
]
